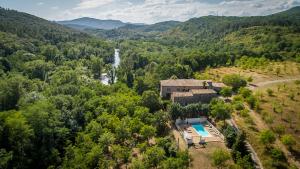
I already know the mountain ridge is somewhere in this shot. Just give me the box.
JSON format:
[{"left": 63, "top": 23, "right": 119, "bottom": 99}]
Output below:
[{"left": 57, "top": 17, "right": 146, "bottom": 30}]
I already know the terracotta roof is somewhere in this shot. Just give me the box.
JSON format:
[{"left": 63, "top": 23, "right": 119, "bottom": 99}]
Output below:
[{"left": 160, "top": 79, "right": 212, "bottom": 87}]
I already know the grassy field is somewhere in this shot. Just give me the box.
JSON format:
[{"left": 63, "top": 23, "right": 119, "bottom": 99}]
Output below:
[
  {"left": 196, "top": 63, "right": 300, "bottom": 168},
  {"left": 233, "top": 81, "right": 300, "bottom": 168},
  {"left": 255, "top": 82, "right": 300, "bottom": 158},
  {"left": 194, "top": 61, "right": 300, "bottom": 83}
]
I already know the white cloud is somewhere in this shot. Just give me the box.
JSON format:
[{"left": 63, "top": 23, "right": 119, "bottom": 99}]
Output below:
[
  {"left": 74, "top": 0, "right": 115, "bottom": 10},
  {"left": 50, "top": 0, "right": 300, "bottom": 23}
]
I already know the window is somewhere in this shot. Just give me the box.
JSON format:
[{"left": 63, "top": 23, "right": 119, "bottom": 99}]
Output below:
[{"left": 167, "top": 88, "right": 171, "bottom": 92}]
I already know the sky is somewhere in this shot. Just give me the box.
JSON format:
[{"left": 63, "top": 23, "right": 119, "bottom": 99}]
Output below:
[{"left": 0, "top": 0, "right": 299, "bottom": 24}]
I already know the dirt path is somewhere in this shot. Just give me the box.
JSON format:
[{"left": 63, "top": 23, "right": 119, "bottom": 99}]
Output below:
[{"left": 248, "top": 77, "right": 300, "bottom": 90}]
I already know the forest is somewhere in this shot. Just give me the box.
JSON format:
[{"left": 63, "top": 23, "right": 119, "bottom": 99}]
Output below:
[{"left": 0, "top": 6, "right": 300, "bottom": 169}]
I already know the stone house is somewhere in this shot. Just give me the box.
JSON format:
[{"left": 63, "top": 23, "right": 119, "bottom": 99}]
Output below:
[{"left": 160, "top": 79, "right": 225, "bottom": 105}]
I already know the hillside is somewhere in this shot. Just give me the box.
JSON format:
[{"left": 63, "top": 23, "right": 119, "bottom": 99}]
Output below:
[
  {"left": 88, "top": 6, "right": 300, "bottom": 55},
  {"left": 84, "top": 20, "right": 181, "bottom": 39},
  {"left": 0, "top": 7, "right": 89, "bottom": 44},
  {"left": 57, "top": 17, "right": 129, "bottom": 30},
  {"left": 160, "top": 6, "right": 300, "bottom": 47},
  {"left": 0, "top": 7, "right": 114, "bottom": 70}
]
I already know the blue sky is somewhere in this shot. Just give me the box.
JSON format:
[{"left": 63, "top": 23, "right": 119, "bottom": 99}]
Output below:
[{"left": 0, "top": 0, "right": 299, "bottom": 24}]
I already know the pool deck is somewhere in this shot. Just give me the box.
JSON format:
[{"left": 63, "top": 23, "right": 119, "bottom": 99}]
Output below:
[{"left": 179, "top": 123, "right": 224, "bottom": 143}]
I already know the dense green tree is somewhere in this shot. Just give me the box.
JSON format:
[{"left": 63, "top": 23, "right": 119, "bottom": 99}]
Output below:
[
  {"left": 141, "top": 90, "right": 162, "bottom": 113},
  {"left": 90, "top": 56, "right": 104, "bottom": 79},
  {"left": 168, "top": 103, "right": 183, "bottom": 121},
  {"left": 126, "top": 71, "right": 134, "bottom": 88},
  {"left": 222, "top": 74, "right": 247, "bottom": 91},
  {"left": 0, "top": 74, "right": 32, "bottom": 111},
  {"left": 0, "top": 149, "right": 12, "bottom": 169},
  {"left": 106, "top": 64, "right": 116, "bottom": 84},
  {"left": 41, "top": 45, "right": 59, "bottom": 62},
  {"left": 153, "top": 110, "right": 169, "bottom": 135},
  {"left": 144, "top": 146, "right": 165, "bottom": 168},
  {"left": 99, "top": 132, "right": 116, "bottom": 153},
  {"left": 24, "top": 60, "right": 54, "bottom": 80},
  {"left": 210, "top": 101, "right": 232, "bottom": 123},
  {"left": 235, "top": 154, "right": 254, "bottom": 169},
  {"left": 133, "top": 77, "right": 149, "bottom": 95},
  {"left": 22, "top": 101, "right": 69, "bottom": 168},
  {"left": 140, "top": 125, "right": 156, "bottom": 142},
  {"left": 3, "top": 112, "right": 33, "bottom": 168},
  {"left": 231, "top": 132, "right": 249, "bottom": 161},
  {"left": 223, "top": 125, "right": 237, "bottom": 148}
]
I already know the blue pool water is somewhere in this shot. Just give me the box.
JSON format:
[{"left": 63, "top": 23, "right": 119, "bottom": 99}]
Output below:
[{"left": 192, "top": 123, "right": 210, "bottom": 137}]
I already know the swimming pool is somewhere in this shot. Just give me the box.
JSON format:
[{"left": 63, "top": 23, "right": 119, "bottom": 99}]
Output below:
[{"left": 192, "top": 123, "right": 210, "bottom": 137}]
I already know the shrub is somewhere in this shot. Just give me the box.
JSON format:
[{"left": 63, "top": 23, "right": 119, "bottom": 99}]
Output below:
[
  {"left": 270, "top": 147, "right": 286, "bottom": 161},
  {"left": 238, "top": 88, "right": 252, "bottom": 98},
  {"left": 233, "top": 95, "right": 244, "bottom": 102},
  {"left": 222, "top": 74, "right": 247, "bottom": 91},
  {"left": 281, "top": 134, "right": 296, "bottom": 149},
  {"left": 272, "top": 125, "right": 285, "bottom": 136},
  {"left": 266, "top": 88, "right": 274, "bottom": 96},
  {"left": 212, "top": 149, "right": 231, "bottom": 168},
  {"left": 239, "top": 109, "right": 249, "bottom": 117},
  {"left": 236, "top": 154, "right": 254, "bottom": 169},
  {"left": 220, "top": 87, "right": 233, "bottom": 98},
  {"left": 259, "top": 130, "right": 276, "bottom": 146},
  {"left": 246, "top": 95, "right": 258, "bottom": 109},
  {"left": 234, "top": 101, "right": 244, "bottom": 111}
]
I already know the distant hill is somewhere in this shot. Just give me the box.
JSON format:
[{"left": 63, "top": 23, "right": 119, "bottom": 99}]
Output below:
[
  {"left": 85, "top": 20, "right": 181, "bottom": 39},
  {"left": 57, "top": 17, "right": 130, "bottom": 30},
  {"left": 0, "top": 7, "right": 89, "bottom": 44},
  {"left": 159, "top": 6, "right": 300, "bottom": 47},
  {"left": 119, "top": 21, "right": 181, "bottom": 32},
  {"left": 0, "top": 7, "right": 113, "bottom": 58}
]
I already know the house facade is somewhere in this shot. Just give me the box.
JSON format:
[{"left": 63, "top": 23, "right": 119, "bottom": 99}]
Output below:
[{"left": 160, "top": 79, "right": 225, "bottom": 105}]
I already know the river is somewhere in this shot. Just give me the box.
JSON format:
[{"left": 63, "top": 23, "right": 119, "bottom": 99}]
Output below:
[{"left": 101, "top": 49, "right": 120, "bottom": 85}]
